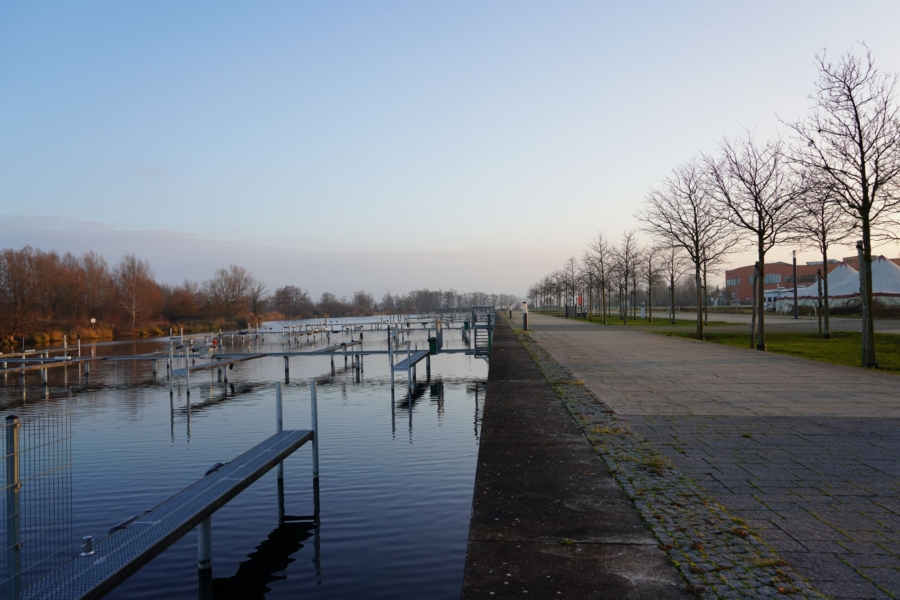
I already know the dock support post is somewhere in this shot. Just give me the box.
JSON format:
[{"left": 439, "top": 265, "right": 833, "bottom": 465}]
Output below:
[
  {"left": 185, "top": 350, "right": 191, "bottom": 395},
  {"left": 78, "top": 338, "right": 82, "bottom": 358},
  {"left": 169, "top": 346, "right": 174, "bottom": 396},
  {"left": 276, "top": 381, "right": 283, "bottom": 433},
  {"left": 406, "top": 341, "right": 412, "bottom": 392},
  {"left": 152, "top": 359, "right": 158, "bottom": 378},
  {"left": 197, "top": 516, "right": 212, "bottom": 571},
  {"left": 276, "top": 381, "right": 284, "bottom": 480},
  {"left": 389, "top": 327, "right": 394, "bottom": 390},
  {"left": 284, "top": 356, "right": 289, "bottom": 383},
  {"left": 310, "top": 380, "right": 319, "bottom": 479},
  {"left": 5, "top": 416, "right": 21, "bottom": 600},
  {"left": 426, "top": 354, "right": 430, "bottom": 381}
]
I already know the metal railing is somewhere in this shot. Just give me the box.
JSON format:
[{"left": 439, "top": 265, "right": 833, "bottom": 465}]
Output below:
[{"left": 2, "top": 409, "right": 74, "bottom": 599}]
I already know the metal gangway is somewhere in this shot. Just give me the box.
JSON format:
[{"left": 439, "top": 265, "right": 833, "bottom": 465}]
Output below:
[
  {"left": 16, "top": 382, "right": 320, "bottom": 600},
  {"left": 471, "top": 307, "right": 495, "bottom": 360}
]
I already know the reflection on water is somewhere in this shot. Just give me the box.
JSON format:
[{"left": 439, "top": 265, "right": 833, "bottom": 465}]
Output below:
[{"left": 1, "top": 316, "right": 486, "bottom": 599}]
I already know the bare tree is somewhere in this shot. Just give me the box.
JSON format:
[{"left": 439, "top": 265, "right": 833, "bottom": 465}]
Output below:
[
  {"left": 644, "top": 246, "right": 664, "bottom": 321},
  {"left": 203, "top": 265, "right": 254, "bottom": 319},
  {"left": 659, "top": 245, "right": 690, "bottom": 323},
  {"left": 586, "top": 233, "right": 613, "bottom": 323},
  {"left": 707, "top": 131, "right": 802, "bottom": 350},
  {"left": 614, "top": 231, "right": 641, "bottom": 325},
  {"left": 786, "top": 45, "right": 900, "bottom": 366},
  {"left": 789, "top": 171, "right": 855, "bottom": 338},
  {"left": 637, "top": 158, "right": 734, "bottom": 339},
  {"left": 114, "top": 253, "right": 158, "bottom": 331},
  {"left": 246, "top": 280, "right": 269, "bottom": 322}
]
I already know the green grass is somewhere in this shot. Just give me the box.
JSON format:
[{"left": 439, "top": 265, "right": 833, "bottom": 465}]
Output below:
[
  {"left": 539, "top": 312, "right": 730, "bottom": 327},
  {"left": 660, "top": 330, "right": 900, "bottom": 372}
]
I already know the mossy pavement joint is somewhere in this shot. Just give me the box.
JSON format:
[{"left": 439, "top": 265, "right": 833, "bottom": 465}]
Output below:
[{"left": 510, "top": 322, "right": 825, "bottom": 600}]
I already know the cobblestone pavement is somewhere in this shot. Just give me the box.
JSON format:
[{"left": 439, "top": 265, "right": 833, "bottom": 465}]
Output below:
[{"left": 522, "top": 313, "right": 900, "bottom": 599}]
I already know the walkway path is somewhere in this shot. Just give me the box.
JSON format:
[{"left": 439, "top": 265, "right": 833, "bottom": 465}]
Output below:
[
  {"left": 526, "top": 313, "right": 900, "bottom": 599},
  {"left": 461, "top": 318, "right": 690, "bottom": 599}
]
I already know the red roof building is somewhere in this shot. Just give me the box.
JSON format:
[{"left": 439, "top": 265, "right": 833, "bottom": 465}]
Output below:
[
  {"left": 724, "top": 256, "right": 900, "bottom": 304},
  {"left": 724, "top": 261, "right": 841, "bottom": 305}
]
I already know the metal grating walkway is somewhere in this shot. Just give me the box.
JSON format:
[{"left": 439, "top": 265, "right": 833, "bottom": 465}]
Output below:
[
  {"left": 22, "top": 429, "right": 313, "bottom": 600},
  {"left": 392, "top": 350, "right": 429, "bottom": 372}
]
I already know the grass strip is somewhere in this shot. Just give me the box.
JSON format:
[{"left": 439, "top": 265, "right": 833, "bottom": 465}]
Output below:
[
  {"left": 660, "top": 330, "right": 900, "bottom": 372},
  {"left": 536, "top": 312, "right": 731, "bottom": 327}
]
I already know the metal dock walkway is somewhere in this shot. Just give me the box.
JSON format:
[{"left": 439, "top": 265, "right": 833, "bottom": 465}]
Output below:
[
  {"left": 391, "top": 350, "right": 430, "bottom": 372},
  {"left": 22, "top": 429, "right": 314, "bottom": 600}
]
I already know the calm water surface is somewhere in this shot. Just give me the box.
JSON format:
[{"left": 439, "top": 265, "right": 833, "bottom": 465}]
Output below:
[{"left": 1, "top": 317, "right": 486, "bottom": 599}]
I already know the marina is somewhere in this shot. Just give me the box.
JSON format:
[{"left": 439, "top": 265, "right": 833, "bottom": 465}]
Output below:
[{"left": 2, "top": 312, "right": 493, "bottom": 599}]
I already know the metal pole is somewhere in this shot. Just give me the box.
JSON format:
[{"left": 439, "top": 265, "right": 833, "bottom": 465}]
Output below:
[
  {"left": 388, "top": 327, "right": 394, "bottom": 389},
  {"left": 185, "top": 349, "right": 191, "bottom": 395},
  {"left": 276, "top": 381, "right": 284, "bottom": 480},
  {"left": 310, "top": 380, "right": 319, "bottom": 479},
  {"left": 169, "top": 345, "right": 174, "bottom": 395},
  {"left": 197, "top": 516, "right": 212, "bottom": 571},
  {"left": 284, "top": 356, "right": 289, "bottom": 383},
  {"left": 406, "top": 341, "right": 412, "bottom": 391},
  {"left": 276, "top": 381, "right": 283, "bottom": 433},
  {"left": 5, "top": 416, "right": 21, "bottom": 600}
]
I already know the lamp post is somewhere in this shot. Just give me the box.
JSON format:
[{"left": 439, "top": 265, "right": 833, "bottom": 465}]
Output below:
[{"left": 792, "top": 251, "right": 799, "bottom": 319}]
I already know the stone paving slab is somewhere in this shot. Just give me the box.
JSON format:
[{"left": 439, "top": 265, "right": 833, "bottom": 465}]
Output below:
[{"left": 526, "top": 313, "right": 900, "bottom": 599}]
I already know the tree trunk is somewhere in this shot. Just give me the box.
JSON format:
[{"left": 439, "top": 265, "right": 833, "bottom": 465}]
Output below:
[
  {"left": 861, "top": 218, "right": 877, "bottom": 367},
  {"left": 670, "top": 276, "right": 675, "bottom": 324},
  {"left": 703, "top": 268, "right": 709, "bottom": 326},
  {"left": 756, "top": 245, "right": 767, "bottom": 351},
  {"left": 822, "top": 248, "right": 831, "bottom": 339},
  {"left": 750, "top": 266, "right": 758, "bottom": 349},
  {"left": 695, "top": 265, "right": 703, "bottom": 339}
]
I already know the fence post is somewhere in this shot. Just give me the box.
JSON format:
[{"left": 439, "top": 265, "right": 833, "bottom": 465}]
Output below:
[
  {"left": 5, "top": 415, "right": 21, "bottom": 600},
  {"left": 310, "top": 380, "right": 319, "bottom": 479}
]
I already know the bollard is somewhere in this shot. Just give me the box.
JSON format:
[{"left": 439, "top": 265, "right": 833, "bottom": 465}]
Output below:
[
  {"left": 197, "top": 517, "right": 211, "bottom": 570},
  {"left": 310, "top": 380, "right": 319, "bottom": 479}
]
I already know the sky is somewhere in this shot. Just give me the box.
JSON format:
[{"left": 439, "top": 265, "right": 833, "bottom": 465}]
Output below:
[{"left": 3, "top": 1, "right": 900, "bottom": 298}]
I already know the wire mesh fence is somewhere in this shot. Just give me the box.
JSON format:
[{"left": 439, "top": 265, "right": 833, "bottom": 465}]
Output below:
[{"left": 2, "top": 409, "right": 74, "bottom": 599}]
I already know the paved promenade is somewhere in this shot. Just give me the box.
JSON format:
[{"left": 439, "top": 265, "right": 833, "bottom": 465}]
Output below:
[
  {"left": 525, "top": 313, "right": 900, "bottom": 599},
  {"left": 461, "top": 318, "right": 690, "bottom": 599}
]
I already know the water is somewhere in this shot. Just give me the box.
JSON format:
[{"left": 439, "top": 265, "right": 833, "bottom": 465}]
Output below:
[{"left": 1, "top": 316, "right": 486, "bottom": 599}]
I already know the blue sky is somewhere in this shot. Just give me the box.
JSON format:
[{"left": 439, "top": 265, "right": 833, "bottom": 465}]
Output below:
[{"left": 3, "top": 1, "right": 900, "bottom": 296}]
